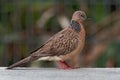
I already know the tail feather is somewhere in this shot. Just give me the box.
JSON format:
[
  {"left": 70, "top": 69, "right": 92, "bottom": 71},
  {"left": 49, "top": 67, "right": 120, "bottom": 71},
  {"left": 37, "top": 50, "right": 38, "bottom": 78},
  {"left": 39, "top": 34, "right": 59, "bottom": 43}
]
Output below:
[
  {"left": 6, "top": 51, "right": 52, "bottom": 69},
  {"left": 7, "top": 56, "right": 31, "bottom": 69}
]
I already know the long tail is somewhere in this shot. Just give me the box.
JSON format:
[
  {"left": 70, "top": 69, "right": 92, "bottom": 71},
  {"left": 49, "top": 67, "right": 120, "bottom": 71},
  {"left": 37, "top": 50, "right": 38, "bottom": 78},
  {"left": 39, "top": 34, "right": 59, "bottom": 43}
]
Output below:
[
  {"left": 7, "top": 56, "right": 31, "bottom": 69},
  {"left": 6, "top": 49, "right": 52, "bottom": 69}
]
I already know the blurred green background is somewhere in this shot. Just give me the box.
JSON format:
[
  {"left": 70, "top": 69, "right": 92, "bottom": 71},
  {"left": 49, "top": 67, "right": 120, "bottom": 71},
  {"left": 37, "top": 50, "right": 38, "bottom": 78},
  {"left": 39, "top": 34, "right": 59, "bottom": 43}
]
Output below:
[{"left": 0, "top": 0, "right": 120, "bottom": 68}]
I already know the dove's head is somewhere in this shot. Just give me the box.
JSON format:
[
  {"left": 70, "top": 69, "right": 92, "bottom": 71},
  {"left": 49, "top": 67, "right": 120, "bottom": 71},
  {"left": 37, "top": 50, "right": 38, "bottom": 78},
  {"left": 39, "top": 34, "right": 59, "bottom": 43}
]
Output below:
[{"left": 72, "top": 10, "right": 87, "bottom": 23}]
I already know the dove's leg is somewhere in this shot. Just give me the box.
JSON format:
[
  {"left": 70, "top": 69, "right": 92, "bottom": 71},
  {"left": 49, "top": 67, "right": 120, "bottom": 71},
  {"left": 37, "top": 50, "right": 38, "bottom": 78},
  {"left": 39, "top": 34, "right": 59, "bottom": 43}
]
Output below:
[{"left": 59, "top": 60, "right": 72, "bottom": 69}]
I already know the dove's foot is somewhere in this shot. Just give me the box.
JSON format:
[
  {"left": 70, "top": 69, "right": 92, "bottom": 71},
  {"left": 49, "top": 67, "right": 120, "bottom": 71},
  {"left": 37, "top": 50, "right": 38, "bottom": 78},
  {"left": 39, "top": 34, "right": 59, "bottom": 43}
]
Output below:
[{"left": 59, "top": 60, "right": 77, "bottom": 69}]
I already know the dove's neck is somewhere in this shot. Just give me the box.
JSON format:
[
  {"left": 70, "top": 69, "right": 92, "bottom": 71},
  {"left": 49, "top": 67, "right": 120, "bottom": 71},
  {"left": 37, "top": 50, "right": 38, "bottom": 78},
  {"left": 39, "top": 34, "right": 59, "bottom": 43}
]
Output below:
[
  {"left": 70, "top": 20, "right": 85, "bottom": 39},
  {"left": 77, "top": 21, "right": 86, "bottom": 42},
  {"left": 70, "top": 20, "right": 83, "bottom": 32}
]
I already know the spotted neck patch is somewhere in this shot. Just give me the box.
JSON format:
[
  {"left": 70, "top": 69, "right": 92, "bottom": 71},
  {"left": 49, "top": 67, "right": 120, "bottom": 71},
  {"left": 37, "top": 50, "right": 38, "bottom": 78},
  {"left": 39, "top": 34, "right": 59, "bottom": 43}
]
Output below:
[{"left": 70, "top": 20, "right": 81, "bottom": 32}]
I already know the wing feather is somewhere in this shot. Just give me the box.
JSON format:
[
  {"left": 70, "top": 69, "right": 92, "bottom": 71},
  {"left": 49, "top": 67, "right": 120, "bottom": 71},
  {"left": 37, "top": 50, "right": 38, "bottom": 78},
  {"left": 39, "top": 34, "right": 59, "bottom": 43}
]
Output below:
[{"left": 31, "top": 28, "right": 79, "bottom": 58}]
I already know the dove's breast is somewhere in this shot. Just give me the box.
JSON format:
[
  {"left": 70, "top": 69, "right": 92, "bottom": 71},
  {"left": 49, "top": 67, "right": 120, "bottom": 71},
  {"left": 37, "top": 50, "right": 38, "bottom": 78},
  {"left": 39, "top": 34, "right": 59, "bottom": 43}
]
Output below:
[{"left": 59, "top": 23, "right": 85, "bottom": 60}]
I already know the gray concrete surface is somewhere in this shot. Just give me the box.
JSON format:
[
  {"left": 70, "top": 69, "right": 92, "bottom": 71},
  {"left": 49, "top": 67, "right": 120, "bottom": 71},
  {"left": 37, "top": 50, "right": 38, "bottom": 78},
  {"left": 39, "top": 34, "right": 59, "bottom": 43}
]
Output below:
[{"left": 0, "top": 67, "right": 120, "bottom": 80}]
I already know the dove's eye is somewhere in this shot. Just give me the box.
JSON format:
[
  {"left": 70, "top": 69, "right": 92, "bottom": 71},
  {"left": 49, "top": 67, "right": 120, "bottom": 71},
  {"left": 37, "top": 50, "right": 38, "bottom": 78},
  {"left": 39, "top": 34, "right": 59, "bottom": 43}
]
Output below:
[
  {"left": 80, "top": 13, "right": 87, "bottom": 20},
  {"left": 78, "top": 13, "right": 84, "bottom": 18},
  {"left": 81, "top": 14, "right": 85, "bottom": 18}
]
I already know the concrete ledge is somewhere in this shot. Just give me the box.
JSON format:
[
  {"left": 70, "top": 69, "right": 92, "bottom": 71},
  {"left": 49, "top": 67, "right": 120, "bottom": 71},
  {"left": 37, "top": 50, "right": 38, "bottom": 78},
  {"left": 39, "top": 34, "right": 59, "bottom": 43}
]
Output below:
[{"left": 0, "top": 67, "right": 120, "bottom": 80}]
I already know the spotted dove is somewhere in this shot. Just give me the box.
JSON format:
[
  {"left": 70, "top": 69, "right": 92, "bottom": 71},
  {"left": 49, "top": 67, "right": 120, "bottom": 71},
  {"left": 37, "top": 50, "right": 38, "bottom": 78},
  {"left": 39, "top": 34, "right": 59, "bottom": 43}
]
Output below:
[{"left": 7, "top": 10, "right": 87, "bottom": 69}]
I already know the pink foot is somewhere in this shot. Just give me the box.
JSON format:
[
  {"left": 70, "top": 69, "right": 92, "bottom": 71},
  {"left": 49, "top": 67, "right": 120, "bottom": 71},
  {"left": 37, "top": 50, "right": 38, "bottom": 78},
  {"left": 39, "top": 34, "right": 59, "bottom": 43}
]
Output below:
[{"left": 59, "top": 61, "right": 73, "bottom": 69}]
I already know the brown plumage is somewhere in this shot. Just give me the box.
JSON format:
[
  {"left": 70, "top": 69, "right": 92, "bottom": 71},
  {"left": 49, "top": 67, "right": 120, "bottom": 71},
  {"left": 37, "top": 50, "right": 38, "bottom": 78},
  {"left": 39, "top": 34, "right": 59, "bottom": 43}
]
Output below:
[{"left": 7, "top": 10, "right": 87, "bottom": 69}]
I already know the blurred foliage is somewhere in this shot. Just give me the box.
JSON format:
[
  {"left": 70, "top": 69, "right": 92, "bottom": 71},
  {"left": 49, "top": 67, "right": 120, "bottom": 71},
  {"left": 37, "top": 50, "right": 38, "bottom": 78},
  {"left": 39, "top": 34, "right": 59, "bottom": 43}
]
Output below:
[
  {"left": 0, "top": 0, "right": 120, "bottom": 67},
  {"left": 89, "top": 3, "right": 108, "bottom": 21},
  {"left": 96, "top": 42, "right": 120, "bottom": 67}
]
